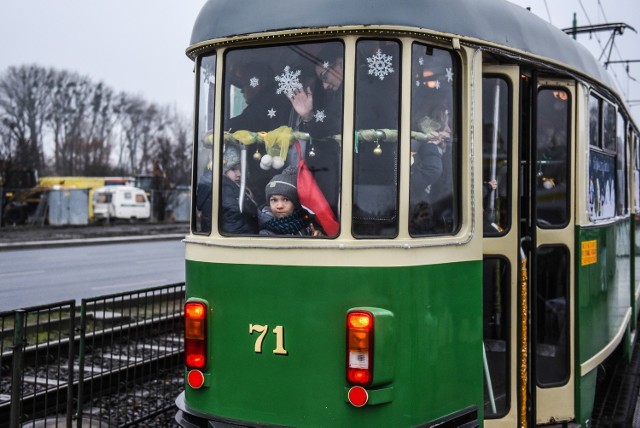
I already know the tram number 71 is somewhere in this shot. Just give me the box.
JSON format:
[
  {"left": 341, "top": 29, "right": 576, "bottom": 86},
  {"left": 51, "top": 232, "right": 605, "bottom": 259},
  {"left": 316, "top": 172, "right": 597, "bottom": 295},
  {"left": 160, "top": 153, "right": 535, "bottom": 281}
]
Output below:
[{"left": 249, "top": 324, "right": 288, "bottom": 355}]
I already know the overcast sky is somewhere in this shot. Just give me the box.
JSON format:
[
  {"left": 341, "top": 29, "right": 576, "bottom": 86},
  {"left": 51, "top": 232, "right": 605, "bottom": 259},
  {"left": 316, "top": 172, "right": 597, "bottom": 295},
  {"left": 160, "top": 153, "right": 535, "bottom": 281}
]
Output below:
[
  {"left": 0, "top": 0, "right": 204, "bottom": 118},
  {"left": 0, "top": 0, "right": 638, "bottom": 121},
  {"left": 509, "top": 0, "right": 640, "bottom": 122}
]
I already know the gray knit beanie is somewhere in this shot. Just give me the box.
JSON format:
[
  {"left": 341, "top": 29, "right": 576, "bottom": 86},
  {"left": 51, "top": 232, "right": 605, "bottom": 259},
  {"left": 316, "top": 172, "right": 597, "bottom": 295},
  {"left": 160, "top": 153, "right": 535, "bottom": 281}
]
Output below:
[
  {"left": 265, "top": 166, "right": 299, "bottom": 205},
  {"left": 222, "top": 144, "right": 240, "bottom": 174}
]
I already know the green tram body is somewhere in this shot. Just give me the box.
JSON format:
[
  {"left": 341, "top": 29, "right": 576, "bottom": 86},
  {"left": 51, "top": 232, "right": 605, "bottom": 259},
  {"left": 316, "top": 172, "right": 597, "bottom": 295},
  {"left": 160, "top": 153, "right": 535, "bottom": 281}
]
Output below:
[
  {"left": 184, "top": 259, "right": 482, "bottom": 426},
  {"left": 177, "top": 0, "right": 640, "bottom": 426}
]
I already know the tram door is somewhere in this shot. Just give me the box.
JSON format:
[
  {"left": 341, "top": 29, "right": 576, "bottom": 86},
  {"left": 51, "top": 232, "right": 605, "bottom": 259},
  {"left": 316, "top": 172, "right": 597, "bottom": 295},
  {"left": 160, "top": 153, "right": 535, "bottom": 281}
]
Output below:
[
  {"left": 481, "top": 66, "right": 521, "bottom": 427},
  {"left": 530, "top": 78, "right": 575, "bottom": 425},
  {"left": 481, "top": 66, "right": 576, "bottom": 427}
]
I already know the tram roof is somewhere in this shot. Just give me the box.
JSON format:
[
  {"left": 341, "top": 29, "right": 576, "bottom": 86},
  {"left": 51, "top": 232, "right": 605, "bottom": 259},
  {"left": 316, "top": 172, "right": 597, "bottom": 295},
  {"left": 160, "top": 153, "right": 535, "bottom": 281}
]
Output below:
[{"left": 190, "top": 0, "right": 615, "bottom": 90}]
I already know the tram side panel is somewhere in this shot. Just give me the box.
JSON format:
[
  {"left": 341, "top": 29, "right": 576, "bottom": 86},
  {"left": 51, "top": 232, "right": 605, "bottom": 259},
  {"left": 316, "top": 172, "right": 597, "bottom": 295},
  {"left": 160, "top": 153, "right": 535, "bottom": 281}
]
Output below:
[
  {"left": 575, "top": 220, "right": 632, "bottom": 423},
  {"left": 183, "top": 257, "right": 483, "bottom": 426}
]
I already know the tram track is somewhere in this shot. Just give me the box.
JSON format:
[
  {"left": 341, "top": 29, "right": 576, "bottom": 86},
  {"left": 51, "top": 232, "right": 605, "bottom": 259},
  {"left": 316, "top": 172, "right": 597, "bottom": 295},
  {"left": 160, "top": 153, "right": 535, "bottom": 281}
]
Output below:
[{"left": 0, "top": 284, "right": 184, "bottom": 427}]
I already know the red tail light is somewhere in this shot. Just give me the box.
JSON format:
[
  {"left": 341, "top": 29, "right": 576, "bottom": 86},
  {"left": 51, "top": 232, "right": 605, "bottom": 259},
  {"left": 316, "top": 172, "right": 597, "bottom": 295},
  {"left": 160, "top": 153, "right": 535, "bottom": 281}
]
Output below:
[
  {"left": 185, "top": 301, "right": 207, "bottom": 369},
  {"left": 347, "top": 311, "right": 373, "bottom": 385}
]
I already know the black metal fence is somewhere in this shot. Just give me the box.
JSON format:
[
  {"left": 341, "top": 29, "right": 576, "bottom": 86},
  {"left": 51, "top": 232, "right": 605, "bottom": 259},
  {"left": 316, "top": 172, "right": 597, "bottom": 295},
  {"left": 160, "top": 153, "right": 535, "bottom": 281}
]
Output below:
[{"left": 0, "top": 283, "right": 185, "bottom": 428}]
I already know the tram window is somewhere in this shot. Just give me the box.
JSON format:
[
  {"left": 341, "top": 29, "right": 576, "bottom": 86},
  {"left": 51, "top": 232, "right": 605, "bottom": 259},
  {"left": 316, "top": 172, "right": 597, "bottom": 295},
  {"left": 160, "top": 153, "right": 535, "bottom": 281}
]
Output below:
[
  {"left": 589, "top": 149, "right": 616, "bottom": 220},
  {"left": 481, "top": 77, "right": 510, "bottom": 236},
  {"left": 536, "top": 88, "right": 570, "bottom": 228},
  {"left": 219, "top": 42, "right": 343, "bottom": 236},
  {"left": 352, "top": 40, "right": 401, "bottom": 238},
  {"left": 588, "top": 94, "right": 600, "bottom": 147},
  {"left": 603, "top": 100, "right": 617, "bottom": 152},
  {"left": 588, "top": 94, "right": 617, "bottom": 221},
  {"left": 616, "top": 112, "right": 627, "bottom": 216},
  {"left": 193, "top": 53, "right": 216, "bottom": 235},
  {"left": 635, "top": 133, "right": 640, "bottom": 213},
  {"left": 536, "top": 245, "right": 570, "bottom": 387},
  {"left": 408, "top": 43, "right": 459, "bottom": 236},
  {"left": 482, "top": 257, "right": 510, "bottom": 418}
]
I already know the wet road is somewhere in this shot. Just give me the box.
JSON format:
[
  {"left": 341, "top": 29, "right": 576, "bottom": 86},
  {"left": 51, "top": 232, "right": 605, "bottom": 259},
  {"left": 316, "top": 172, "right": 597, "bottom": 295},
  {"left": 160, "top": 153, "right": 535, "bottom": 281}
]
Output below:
[{"left": 0, "top": 239, "right": 185, "bottom": 311}]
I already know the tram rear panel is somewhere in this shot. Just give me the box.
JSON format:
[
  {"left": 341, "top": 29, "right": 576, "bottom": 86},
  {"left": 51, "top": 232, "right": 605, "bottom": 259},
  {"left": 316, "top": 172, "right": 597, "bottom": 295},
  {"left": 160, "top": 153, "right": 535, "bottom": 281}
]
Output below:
[{"left": 178, "top": 258, "right": 483, "bottom": 426}]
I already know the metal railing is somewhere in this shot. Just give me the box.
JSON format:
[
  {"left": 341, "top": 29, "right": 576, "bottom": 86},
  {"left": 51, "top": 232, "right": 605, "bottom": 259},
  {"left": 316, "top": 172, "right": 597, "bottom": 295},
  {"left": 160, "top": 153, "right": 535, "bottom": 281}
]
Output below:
[{"left": 0, "top": 283, "right": 185, "bottom": 428}]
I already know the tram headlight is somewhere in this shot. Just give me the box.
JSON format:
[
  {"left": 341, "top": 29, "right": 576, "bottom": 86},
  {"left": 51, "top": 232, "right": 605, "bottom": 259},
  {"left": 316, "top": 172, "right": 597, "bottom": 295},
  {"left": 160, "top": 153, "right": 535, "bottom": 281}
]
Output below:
[{"left": 185, "top": 301, "right": 207, "bottom": 370}]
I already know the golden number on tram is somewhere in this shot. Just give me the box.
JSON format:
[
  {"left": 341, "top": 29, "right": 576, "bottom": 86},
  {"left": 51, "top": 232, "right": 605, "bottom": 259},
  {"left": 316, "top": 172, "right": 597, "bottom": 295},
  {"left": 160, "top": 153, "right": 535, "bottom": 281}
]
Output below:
[{"left": 249, "top": 324, "right": 288, "bottom": 355}]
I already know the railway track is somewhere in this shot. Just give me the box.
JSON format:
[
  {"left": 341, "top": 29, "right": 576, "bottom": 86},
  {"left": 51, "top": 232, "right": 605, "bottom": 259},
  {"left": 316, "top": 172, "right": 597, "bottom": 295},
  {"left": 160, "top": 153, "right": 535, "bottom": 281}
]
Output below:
[{"left": 0, "top": 283, "right": 184, "bottom": 427}]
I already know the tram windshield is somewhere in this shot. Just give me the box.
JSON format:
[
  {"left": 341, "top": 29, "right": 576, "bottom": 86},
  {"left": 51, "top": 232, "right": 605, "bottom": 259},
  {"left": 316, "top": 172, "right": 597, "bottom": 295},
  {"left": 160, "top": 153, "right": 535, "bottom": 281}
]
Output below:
[
  {"left": 192, "top": 38, "right": 460, "bottom": 239},
  {"left": 218, "top": 41, "right": 344, "bottom": 237}
]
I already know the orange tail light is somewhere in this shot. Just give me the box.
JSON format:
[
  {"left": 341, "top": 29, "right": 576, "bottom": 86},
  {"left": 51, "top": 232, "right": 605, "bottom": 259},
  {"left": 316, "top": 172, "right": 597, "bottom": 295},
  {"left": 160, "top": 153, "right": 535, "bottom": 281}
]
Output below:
[
  {"left": 185, "top": 301, "right": 207, "bottom": 369},
  {"left": 347, "top": 311, "right": 373, "bottom": 385}
]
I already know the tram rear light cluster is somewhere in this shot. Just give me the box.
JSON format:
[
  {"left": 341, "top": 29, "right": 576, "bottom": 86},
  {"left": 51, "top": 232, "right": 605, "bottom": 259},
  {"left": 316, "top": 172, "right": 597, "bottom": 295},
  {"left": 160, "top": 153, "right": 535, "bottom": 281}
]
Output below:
[
  {"left": 185, "top": 301, "right": 207, "bottom": 370},
  {"left": 347, "top": 311, "right": 373, "bottom": 386}
]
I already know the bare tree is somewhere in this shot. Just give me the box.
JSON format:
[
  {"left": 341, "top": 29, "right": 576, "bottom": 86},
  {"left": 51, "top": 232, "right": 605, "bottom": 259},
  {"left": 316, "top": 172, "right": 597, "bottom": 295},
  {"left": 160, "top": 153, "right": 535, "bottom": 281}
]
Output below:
[
  {"left": 0, "top": 65, "right": 53, "bottom": 172},
  {"left": 1, "top": 64, "right": 190, "bottom": 183},
  {"left": 49, "top": 71, "right": 116, "bottom": 175},
  {"left": 152, "top": 105, "right": 191, "bottom": 186},
  {"left": 114, "top": 94, "right": 162, "bottom": 175}
]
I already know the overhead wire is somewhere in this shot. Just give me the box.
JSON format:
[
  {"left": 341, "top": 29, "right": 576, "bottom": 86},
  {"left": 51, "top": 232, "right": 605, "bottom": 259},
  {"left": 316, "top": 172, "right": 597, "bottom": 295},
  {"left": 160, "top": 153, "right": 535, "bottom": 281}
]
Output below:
[
  {"left": 577, "top": 0, "right": 630, "bottom": 103},
  {"left": 543, "top": 0, "right": 552, "bottom": 24}
]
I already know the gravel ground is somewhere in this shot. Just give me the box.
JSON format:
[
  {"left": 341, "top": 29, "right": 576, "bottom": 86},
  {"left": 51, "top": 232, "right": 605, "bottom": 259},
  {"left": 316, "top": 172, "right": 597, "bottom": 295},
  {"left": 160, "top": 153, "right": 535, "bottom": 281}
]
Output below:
[{"left": 0, "top": 223, "right": 188, "bottom": 244}]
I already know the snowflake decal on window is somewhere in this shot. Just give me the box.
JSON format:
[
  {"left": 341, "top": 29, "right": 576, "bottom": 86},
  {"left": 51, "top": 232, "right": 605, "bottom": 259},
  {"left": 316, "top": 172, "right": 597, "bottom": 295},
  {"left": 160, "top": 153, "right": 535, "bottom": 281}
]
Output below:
[
  {"left": 367, "top": 49, "right": 394, "bottom": 80},
  {"left": 445, "top": 68, "right": 454, "bottom": 83},
  {"left": 434, "top": 80, "right": 441, "bottom": 90},
  {"left": 267, "top": 108, "right": 276, "bottom": 118},
  {"left": 314, "top": 110, "right": 326, "bottom": 123},
  {"left": 249, "top": 77, "right": 259, "bottom": 88},
  {"left": 275, "top": 66, "right": 303, "bottom": 98},
  {"left": 418, "top": 57, "right": 424, "bottom": 66}
]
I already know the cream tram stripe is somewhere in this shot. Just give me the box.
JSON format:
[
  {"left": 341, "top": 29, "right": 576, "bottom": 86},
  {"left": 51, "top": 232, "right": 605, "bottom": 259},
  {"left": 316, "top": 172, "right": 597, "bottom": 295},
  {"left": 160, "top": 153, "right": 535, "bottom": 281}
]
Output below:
[
  {"left": 185, "top": 238, "right": 481, "bottom": 268},
  {"left": 580, "top": 308, "right": 631, "bottom": 376}
]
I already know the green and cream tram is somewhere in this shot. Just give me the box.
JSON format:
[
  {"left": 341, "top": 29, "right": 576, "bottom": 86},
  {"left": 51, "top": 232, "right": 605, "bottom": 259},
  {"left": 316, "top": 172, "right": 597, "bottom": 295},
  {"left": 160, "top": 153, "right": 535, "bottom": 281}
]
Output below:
[{"left": 176, "top": 0, "right": 640, "bottom": 426}]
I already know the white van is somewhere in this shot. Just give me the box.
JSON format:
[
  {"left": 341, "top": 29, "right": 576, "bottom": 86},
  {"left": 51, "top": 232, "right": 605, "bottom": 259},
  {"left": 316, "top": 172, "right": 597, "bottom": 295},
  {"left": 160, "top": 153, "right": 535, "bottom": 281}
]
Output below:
[{"left": 93, "top": 186, "right": 151, "bottom": 222}]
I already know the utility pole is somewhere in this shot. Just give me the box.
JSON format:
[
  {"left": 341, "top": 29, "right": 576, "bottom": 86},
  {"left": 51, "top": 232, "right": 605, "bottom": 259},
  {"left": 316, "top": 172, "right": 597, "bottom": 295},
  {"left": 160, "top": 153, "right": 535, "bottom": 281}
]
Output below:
[{"left": 562, "top": 23, "right": 637, "bottom": 67}]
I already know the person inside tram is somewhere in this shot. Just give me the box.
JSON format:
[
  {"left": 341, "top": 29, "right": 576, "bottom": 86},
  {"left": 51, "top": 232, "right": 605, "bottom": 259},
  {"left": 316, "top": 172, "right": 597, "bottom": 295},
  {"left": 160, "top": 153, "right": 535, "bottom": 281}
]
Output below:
[
  {"left": 286, "top": 44, "right": 344, "bottom": 138},
  {"left": 225, "top": 60, "right": 290, "bottom": 206},
  {"left": 351, "top": 40, "right": 401, "bottom": 237},
  {"left": 410, "top": 91, "right": 446, "bottom": 195},
  {"left": 220, "top": 144, "right": 259, "bottom": 235},
  {"left": 409, "top": 92, "right": 453, "bottom": 234},
  {"left": 279, "top": 43, "right": 344, "bottom": 218},
  {"left": 536, "top": 113, "right": 568, "bottom": 225},
  {"left": 258, "top": 165, "right": 323, "bottom": 236},
  {"left": 195, "top": 156, "right": 213, "bottom": 234},
  {"left": 409, "top": 201, "right": 437, "bottom": 235},
  {"left": 225, "top": 60, "right": 290, "bottom": 133},
  {"left": 481, "top": 123, "right": 507, "bottom": 234}
]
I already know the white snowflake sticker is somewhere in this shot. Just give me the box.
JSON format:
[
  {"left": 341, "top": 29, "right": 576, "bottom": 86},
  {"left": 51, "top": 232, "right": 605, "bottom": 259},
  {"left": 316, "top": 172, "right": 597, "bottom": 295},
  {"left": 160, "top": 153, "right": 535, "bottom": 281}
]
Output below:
[
  {"left": 275, "top": 66, "right": 303, "bottom": 98},
  {"left": 267, "top": 108, "right": 276, "bottom": 118},
  {"left": 249, "top": 77, "right": 259, "bottom": 88},
  {"left": 367, "top": 49, "right": 394, "bottom": 80},
  {"left": 314, "top": 110, "right": 326, "bottom": 123},
  {"left": 418, "top": 57, "right": 424, "bottom": 66},
  {"left": 445, "top": 67, "right": 454, "bottom": 83},
  {"left": 434, "top": 80, "right": 441, "bottom": 90}
]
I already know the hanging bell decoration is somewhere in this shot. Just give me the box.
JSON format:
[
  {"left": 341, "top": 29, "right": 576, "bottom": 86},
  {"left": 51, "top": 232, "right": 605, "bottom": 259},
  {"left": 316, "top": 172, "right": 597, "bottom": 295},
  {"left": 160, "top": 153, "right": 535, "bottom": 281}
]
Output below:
[
  {"left": 253, "top": 147, "right": 262, "bottom": 161},
  {"left": 373, "top": 130, "right": 384, "bottom": 156},
  {"left": 309, "top": 144, "right": 316, "bottom": 157},
  {"left": 373, "top": 140, "right": 382, "bottom": 156}
]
